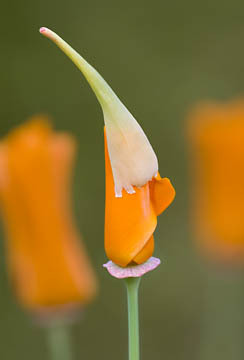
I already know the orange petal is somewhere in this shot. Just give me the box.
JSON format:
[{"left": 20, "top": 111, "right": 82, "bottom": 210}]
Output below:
[
  {"left": 149, "top": 174, "right": 175, "bottom": 216},
  {"left": 104, "top": 129, "right": 157, "bottom": 267},
  {"left": 133, "top": 235, "right": 154, "bottom": 264},
  {"left": 48, "top": 134, "right": 97, "bottom": 305}
]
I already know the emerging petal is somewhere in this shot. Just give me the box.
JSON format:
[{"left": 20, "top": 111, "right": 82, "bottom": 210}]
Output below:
[
  {"left": 104, "top": 130, "right": 157, "bottom": 267},
  {"left": 40, "top": 27, "right": 158, "bottom": 197}
]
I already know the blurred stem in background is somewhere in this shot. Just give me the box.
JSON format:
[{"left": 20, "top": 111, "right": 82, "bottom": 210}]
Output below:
[
  {"left": 47, "top": 323, "right": 73, "bottom": 360},
  {"left": 199, "top": 268, "right": 244, "bottom": 360},
  {"left": 125, "top": 277, "right": 141, "bottom": 360}
]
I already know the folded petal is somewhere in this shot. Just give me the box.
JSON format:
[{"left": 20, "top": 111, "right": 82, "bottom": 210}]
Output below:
[
  {"left": 149, "top": 174, "right": 176, "bottom": 216},
  {"left": 133, "top": 235, "right": 154, "bottom": 264}
]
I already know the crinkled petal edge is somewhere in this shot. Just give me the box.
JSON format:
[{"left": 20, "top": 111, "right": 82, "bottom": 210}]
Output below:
[{"left": 103, "top": 257, "right": 161, "bottom": 279}]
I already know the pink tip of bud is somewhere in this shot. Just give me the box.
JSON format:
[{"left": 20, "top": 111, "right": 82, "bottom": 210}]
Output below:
[
  {"left": 39, "top": 27, "right": 47, "bottom": 34},
  {"left": 103, "top": 257, "right": 161, "bottom": 279},
  {"left": 39, "top": 27, "right": 58, "bottom": 43}
]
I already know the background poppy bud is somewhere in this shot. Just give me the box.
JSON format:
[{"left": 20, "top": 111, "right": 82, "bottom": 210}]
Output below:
[
  {"left": 188, "top": 100, "right": 244, "bottom": 264},
  {"left": 0, "top": 117, "right": 97, "bottom": 312}
]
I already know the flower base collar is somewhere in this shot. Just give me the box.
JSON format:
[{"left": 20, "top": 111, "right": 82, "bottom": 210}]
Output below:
[{"left": 103, "top": 257, "right": 161, "bottom": 279}]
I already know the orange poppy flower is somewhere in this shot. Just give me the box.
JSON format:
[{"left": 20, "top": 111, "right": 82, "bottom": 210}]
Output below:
[
  {"left": 0, "top": 117, "right": 97, "bottom": 311},
  {"left": 104, "top": 130, "right": 175, "bottom": 267},
  {"left": 40, "top": 27, "right": 176, "bottom": 267},
  {"left": 188, "top": 100, "right": 244, "bottom": 263}
]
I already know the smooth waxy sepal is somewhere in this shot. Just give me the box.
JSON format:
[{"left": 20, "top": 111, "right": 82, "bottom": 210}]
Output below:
[{"left": 40, "top": 27, "right": 158, "bottom": 197}]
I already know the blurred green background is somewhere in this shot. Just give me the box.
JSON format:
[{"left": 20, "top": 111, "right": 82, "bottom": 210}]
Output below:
[{"left": 1, "top": 0, "right": 244, "bottom": 359}]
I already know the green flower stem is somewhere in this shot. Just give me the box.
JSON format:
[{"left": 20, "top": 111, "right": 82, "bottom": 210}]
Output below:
[
  {"left": 125, "top": 277, "right": 141, "bottom": 360},
  {"left": 46, "top": 323, "right": 73, "bottom": 360}
]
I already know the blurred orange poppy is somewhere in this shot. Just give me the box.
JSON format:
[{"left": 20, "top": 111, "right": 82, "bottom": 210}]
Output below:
[
  {"left": 104, "top": 130, "right": 175, "bottom": 267},
  {"left": 0, "top": 116, "right": 97, "bottom": 311},
  {"left": 188, "top": 100, "right": 244, "bottom": 263}
]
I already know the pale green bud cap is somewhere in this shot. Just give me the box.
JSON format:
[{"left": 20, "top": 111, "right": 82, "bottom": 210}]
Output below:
[{"left": 40, "top": 27, "right": 158, "bottom": 197}]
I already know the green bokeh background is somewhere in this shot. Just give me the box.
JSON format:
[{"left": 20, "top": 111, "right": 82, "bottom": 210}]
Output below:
[{"left": 1, "top": 0, "right": 244, "bottom": 359}]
